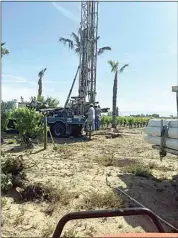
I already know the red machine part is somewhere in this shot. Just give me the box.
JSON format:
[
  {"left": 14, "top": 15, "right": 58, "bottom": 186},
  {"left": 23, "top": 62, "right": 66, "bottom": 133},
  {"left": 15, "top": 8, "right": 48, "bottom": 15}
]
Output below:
[{"left": 52, "top": 207, "right": 175, "bottom": 238}]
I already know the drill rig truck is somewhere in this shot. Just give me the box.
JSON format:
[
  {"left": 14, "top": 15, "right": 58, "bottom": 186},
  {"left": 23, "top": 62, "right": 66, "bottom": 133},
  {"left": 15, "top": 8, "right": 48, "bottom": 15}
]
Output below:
[{"left": 43, "top": 1, "right": 100, "bottom": 137}]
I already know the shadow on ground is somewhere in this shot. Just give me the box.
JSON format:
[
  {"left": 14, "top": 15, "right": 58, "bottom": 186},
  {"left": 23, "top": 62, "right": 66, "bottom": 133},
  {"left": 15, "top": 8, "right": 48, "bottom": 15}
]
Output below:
[
  {"left": 47, "top": 134, "right": 90, "bottom": 145},
  {"left": 2, "top": 133, "right": 91, "bottom": 154},
  {"left": 116, "top": 173, "right": 178, "bottom": 232}
]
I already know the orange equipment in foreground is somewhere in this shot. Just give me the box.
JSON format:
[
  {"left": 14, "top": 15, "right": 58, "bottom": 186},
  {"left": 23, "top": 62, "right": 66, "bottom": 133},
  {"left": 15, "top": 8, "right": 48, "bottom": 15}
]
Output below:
[
  {"left": 97, "top": 233, "right": 178, "bottom": 238},
  {"left": 52, "top": 208, "right": 178, "bottom": 238}
]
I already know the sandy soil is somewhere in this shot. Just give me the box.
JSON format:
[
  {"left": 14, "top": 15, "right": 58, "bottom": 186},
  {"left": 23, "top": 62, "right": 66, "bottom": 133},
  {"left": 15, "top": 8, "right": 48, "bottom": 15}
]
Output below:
[{"left": 1, "top": 128, "right": 178, "bottom": 237}]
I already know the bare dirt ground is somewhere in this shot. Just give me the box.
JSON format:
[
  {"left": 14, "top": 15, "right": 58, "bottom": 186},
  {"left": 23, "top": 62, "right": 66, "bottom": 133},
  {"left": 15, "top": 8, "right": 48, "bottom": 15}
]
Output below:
[{"left": 1, "top": 128, "right": 178, "bottom": 237}]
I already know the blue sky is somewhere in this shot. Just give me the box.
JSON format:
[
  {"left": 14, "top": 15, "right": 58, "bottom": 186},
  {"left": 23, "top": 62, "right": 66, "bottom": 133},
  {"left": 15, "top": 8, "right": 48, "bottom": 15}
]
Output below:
[{"left": 2, "top": 1, "right": 177, "bottom": 116}]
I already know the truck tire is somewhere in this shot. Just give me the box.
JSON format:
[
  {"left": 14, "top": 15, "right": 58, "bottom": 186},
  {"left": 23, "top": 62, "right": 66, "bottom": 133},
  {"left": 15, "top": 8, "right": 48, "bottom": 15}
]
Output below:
[{"left": 51, "top": 122, "right": 66, "bottom": 138}]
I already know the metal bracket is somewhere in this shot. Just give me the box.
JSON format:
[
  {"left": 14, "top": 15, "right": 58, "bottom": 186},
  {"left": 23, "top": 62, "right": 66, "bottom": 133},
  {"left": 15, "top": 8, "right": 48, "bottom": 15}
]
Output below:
[{"left": 160, "top": 121, "right": 171, "bottom": 161}]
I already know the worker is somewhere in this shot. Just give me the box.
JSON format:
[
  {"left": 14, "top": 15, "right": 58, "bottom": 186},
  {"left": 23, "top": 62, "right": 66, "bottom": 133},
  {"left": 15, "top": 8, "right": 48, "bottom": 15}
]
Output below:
[
  {"left": 95, "top": 105, "right": 102, "bottom": 130},
  {"left": 86, "top": 103, "right": 95, "bottom": 132}
]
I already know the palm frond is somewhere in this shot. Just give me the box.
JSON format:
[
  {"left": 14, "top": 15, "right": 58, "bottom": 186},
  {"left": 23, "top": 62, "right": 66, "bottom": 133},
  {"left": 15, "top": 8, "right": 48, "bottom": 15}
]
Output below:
[
  {"left": 108, "top": 60, "right": 118, "bottom": 72},
  {"left": 1, "top": 42, "right": 9, "bottom": 57},
  {"left": 119, "top": 64, "right": 129, "bottom": 73},
  {"left": 1, "top": 48, "right": 9, "bottom": 56},
  {"left": 75, "top": 47, "right": 80, "bottom": 54},
  {"left": 59, "top": 37, "right": 74, "bottom": 49},
  {"left": 98, "top": 46, "right": 112, "bottom": 56},
  {"left": 71, "top": 32, "right": 80, "bottom": 48},
  {"left": 38, "top": 68, "right": 46, "bottom": 78}
]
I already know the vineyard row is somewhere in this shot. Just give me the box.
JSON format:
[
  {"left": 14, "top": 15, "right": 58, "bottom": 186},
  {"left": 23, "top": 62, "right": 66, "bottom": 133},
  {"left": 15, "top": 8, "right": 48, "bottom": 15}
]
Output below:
[{"left": 100, "top": 116, "right": 150, "bottom": 128}]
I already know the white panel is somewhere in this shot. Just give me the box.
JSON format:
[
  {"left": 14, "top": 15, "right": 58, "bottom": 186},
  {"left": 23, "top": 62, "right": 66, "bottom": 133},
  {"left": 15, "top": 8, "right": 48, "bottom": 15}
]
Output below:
[
  {"left": 144, "top": 127, "right": 178, "bottom": 139},
  {"left": 148, "top": 119, "right": 178, "bottom": 128},
  {"left": 144, "top": 135, "right": 178, "bottom": 151}
]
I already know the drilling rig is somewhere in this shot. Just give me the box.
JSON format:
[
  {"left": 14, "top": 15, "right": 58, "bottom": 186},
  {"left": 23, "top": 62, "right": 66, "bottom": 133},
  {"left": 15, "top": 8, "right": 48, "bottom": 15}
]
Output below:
[
  {"left": 64, "top": 1, "right": 99, "bottom": 114},
  {"left": 78, "top": 1, "right": 98, "bottom": 112},
  {"left": 41, "top": 1, "right": 99, "bottom": 138}
]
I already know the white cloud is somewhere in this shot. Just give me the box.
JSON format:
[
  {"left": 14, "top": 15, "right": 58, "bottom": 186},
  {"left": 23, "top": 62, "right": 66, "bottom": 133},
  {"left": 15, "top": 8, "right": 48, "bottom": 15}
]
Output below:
[
  {"left": 50, "top": 2, "right": 79, "bottom": 23},
  {"left": 2, "top": 85, "right": 37, "bottom": 102},
  {"left": 1, "top": 82, "right": 66, "bottom": 105},
  {"left": 2, "top": 74, "right": 36, "bottom": 86}
]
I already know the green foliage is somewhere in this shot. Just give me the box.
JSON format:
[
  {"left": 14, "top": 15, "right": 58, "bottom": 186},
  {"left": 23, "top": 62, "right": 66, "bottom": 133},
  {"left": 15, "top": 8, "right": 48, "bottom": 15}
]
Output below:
[
  {"left": 1, "top": 173, "right": 13, "bottom": 191},
  {"left": 1, "top": 156, "right": 26, "bottom": 192},
  {"left": 1, "top": 101, "right": 11, "bottom": 132},
  {"left": 7, "top": 139, "right": 16, "bottom": 144},
  {"left": 59, "top": 29, "right": 111, "bottom": 56},
  {"left": 100, "top": 116, "right": 150, "bottom": 128},
  {"left": 11, "top": 108, "right": 44, "bottom": 144},
  {"left": 45, "top": 97, "right": 59, "bottom": 108},
  {"left": 123, "top": 162, "right": 152, "bottom": 178},
  {"left": 1, "top": 111, "right": 10, "bottom": 132},
  {"left": 36, "top": 96, "right": 59, "bottom": 108}
]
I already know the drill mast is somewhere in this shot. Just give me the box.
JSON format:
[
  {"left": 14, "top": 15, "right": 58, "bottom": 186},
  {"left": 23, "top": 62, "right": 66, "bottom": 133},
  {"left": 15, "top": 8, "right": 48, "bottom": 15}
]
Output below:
[{"left": 78, "top": 1, "right": 99, "bottom": 112}]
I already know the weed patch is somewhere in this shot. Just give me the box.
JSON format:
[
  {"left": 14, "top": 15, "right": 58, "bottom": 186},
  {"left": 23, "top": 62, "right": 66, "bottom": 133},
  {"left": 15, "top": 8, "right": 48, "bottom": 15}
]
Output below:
[
  {"left": 63, "top": 228, "right": 79, "bottom": 238},
  {"left": 7, "top": 139, "right": 16, "bottom": 144},
  {"left": 123, "top": 162, "right": 152, "bottom": 178},
  {"left": 1, "top": 155, "right": 26, "bottom": 192},
  {"left": 1, "top": 198, "right": 7, "bottom": 208},
  {"left": 95, "top": 154, "right": 116, "bottom": 167},
  {"left": 17, "top": 183, "right": 72, "bottom": 205},
  {"left": 79, "top": 191, "right": 124, "bottom": 210}
]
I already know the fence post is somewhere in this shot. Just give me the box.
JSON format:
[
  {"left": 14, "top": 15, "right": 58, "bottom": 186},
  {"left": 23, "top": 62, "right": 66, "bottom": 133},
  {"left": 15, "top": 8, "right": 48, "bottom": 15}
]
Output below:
[{"left": 44, "top": 113, "right": 47, "bottom": 149}]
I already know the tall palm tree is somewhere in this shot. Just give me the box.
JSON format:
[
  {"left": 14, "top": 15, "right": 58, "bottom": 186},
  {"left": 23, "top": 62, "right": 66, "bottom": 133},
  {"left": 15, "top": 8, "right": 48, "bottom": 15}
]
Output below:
[
  {"left": 108, "top": 60, "right": 129, "bottom": 128},
  {"left": 1, "top": 42, "right": 9, "bottom": 58},
  {"left": 59, "top": 31, "right": 111, "bottom": 56},
  {"left": 37, "top": 68, "right": 47, "bottom": 100}
]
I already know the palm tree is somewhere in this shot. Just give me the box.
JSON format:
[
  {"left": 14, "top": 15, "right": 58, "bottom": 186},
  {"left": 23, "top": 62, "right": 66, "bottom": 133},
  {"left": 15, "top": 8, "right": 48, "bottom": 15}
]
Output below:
[
  {"left": 45, "top": 97, "right": 59, "bottom": 108},
  {"left": 37, "top": 68, "right": 47, "bottom": 100},
  {"left": 59, "top": 31, "right": 111, "bottom": 56},
  {"left": 1, "top": 42, "right": 9, "bottom": 58},
  {"left": 108, "top": 60, "right": 129, "bottom": 128},
  {"left": 33, "top": 95, "right": 59, "bottom": 109}
]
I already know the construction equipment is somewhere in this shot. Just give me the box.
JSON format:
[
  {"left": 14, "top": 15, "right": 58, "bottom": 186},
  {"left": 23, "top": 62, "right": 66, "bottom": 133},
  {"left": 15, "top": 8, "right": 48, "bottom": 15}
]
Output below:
[
  {"left": 5, "top": 1, "right": 100, "bottom": 138},
  {"left": 64, "top": 1, "right": 99, "bottom": 113},
  {"left": 44, "top": 1, "right": 99, "bottom": 137}
]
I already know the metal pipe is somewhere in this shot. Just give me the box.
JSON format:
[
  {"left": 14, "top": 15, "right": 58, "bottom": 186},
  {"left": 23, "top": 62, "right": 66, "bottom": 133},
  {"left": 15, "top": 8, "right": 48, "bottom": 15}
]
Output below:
[{"left": 64, "top": 66, "right": 80, "bottom": 109}]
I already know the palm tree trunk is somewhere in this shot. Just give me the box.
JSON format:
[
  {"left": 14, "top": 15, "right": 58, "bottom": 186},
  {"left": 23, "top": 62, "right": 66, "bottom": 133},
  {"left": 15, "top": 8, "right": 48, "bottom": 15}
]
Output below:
[
  {"left": 112, "top": 71, "right": 118, "bottom": 128},
  {"left": 38, "top": 78, "right": 42, "bottom": 98}
]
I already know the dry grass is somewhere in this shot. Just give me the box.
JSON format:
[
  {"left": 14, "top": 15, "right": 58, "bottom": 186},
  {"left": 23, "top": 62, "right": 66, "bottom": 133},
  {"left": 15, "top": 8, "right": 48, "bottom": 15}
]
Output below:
[
  {"left": 1, "top": 198, "right": 7, "bottom": 208},
  {"left": 17, "top": 183, "right": 73, "bottom": 205},
  {"left": 1, "top": 129, "right": 178, "bottom": 237},
  {"left": 63, "top": 228, "right": 79, "bottom": 238},
  {"left": 79, "top": 191, "right": 124, "bottom": 210},
  {"left": 95, "top": 154, "right": 117, "bottom": 167},
  {"left": 123, "top": 162, "right": 153, "bottom": 178},
  {"left": 41, "top": 223, "right": 56, "bottom": 238},
  {"left": 148, "top": 162, "right": 174, "bottom": 172}
]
